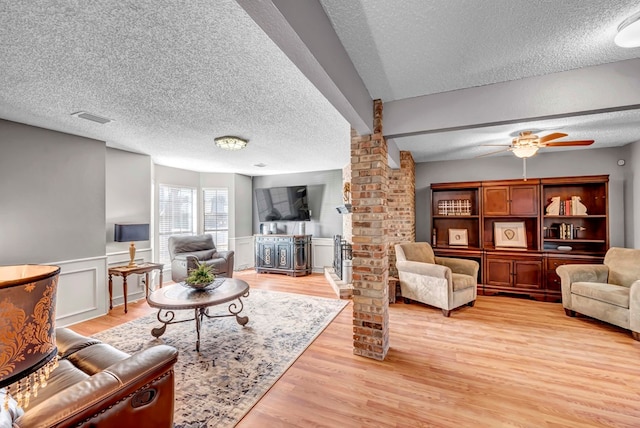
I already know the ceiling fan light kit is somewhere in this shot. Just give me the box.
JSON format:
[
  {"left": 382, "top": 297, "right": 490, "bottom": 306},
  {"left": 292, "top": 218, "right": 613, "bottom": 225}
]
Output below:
[
  {"left": 512, "top": 146, "right": 539, "bottom": 158},
  {"left": 615, "top": 11, "right": 640, "bottom": 48}
]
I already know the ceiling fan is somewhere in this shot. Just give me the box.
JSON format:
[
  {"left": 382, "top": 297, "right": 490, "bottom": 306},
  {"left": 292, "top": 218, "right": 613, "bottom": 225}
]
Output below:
[
  {"left": 480, "top": 131, "right": 595, "bottom": 158},
  {"left": 479, "top": 131, "right": 595, "bottom": 179}
]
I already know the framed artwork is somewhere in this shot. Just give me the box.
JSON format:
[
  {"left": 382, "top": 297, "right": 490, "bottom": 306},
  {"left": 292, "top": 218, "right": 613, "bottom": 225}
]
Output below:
[
  {"left": 448, "top": 228, "right": 468, "bottom": 246},
  {"left": 494, "top": 221, "right": 527, "bottom": 248}
]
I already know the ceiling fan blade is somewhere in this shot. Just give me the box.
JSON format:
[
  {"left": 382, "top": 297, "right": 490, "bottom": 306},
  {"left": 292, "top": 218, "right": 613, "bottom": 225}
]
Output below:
[
  {"left": 480, "top": 144, "right": 511, "bottom": 147},
  {"left": 538, "top": 132, "right": 568, "bottom": 143},
  {"left": 544, "top": 140, "right": 594, "bottom": 147},
  {"left": 475, "top": 148, "right": 510, "bottom": 158}
]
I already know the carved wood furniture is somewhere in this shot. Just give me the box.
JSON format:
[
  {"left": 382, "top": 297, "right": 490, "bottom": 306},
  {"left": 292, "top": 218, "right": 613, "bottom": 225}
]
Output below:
[
  {"left": 255, "top": 234, "right": 312, "bottom": 276},
  {"left": 108, "top": 262, "right": 164, "bottom": 313},
  {"left": 431, "top": 175, "right": 608, "bottom": 301}
]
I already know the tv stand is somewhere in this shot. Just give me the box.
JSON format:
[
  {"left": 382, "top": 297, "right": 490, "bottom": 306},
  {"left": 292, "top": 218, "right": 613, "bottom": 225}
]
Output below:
[{"left": 255, "top": 234, "right": 312, "bottom": 276}]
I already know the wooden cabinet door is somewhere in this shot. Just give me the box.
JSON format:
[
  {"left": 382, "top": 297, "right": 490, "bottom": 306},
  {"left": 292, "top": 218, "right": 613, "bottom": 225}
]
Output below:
[
  {"left": 510, "top": 185, "right": 538, "bottom": 215},
  {"left": 276, "top": 242, "right": 292, "bottom": 269},
  {"left": 485, "top": 257, "right": 512, "bottom": 287},
  {"left": 483, "top": 186, "right": 510, "bottom": 215},
  {"left": 513, "top": 259, "right": 542, "bottom": 289},
  {"left": 257, "top": 240, "right": 276, "bottom": 268}
]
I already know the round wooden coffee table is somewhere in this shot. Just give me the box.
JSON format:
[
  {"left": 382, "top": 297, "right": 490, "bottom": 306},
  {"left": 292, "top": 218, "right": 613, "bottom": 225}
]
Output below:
[{"left": 146, "top": 278, "right": 250, "bottom": 351}]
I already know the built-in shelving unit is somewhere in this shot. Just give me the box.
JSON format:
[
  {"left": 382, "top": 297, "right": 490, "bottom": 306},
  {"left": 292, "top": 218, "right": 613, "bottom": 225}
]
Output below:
[{"left": 431, "top": 175, "right": 608, "bottom": 301}]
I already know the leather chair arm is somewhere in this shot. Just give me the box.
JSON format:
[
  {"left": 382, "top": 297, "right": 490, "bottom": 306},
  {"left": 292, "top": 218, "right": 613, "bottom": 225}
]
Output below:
[
  {"left": 435, "top": 256, "right": 479, "bottom": 279},
  {"left": 14, "top": 345, "right": 179, "bottom": 428},
  {"left": 213, "top": 250, "right": 233, "bottom": 261},
  {"left": 396, "top": 260, "right": 451, "bottom": 280}
]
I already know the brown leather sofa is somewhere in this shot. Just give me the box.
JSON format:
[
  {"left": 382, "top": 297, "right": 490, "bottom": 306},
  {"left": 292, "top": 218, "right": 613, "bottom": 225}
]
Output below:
[
  {"left": 169, "top": 234, "right": 234, "bottom": 283},
  {"left": 13, "top": 328, "right": 178, "bottom": 427}
]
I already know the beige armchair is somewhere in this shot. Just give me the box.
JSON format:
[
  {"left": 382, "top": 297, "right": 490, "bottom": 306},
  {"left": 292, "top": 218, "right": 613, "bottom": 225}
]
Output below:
[
  {"left": 395, "top": 242, "right": 479, "bottom": 316},
  {"left": 557, "top": 247, "right": 640, "bottom": 341}
]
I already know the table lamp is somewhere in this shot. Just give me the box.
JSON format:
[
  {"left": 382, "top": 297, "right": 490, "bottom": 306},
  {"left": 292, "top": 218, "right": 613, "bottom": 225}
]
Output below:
[
  {"left": 114, "top": 223, "right": 150, "bottom": 268},
  {"left": 0, "top": 264, "right": 60, "bottom": 409}
]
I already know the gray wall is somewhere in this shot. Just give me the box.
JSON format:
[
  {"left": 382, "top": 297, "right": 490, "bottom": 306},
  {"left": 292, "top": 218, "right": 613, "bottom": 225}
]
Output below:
[
  {"left": 416, "top": 146, "right": 630, "bottom": 247},
  {"left": 252, "top": 169, "right": 343, "bottom": 238},
  {"left": 106, "top": 148, "right": 152, "bottom": 254},
  {"left": 0, "top": 119, "right": 106, "bottom": 264}
]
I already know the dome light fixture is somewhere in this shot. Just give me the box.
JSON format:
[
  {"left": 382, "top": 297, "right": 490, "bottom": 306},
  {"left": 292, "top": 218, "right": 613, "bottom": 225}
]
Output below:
[
  {"left": 615, "top": 11, "right": 640, "bottom": 48},
  {"left": 511, "top": 145, "right": 539, "bottom": 158},
  {"left": 214, "top": 136, "right": 248, "bottom": 151}
]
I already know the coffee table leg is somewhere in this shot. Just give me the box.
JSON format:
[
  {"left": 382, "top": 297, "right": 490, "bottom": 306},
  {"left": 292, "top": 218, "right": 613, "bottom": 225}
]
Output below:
[
  {"left": 228, "top": 297, "right": 249, "bottom": 326},
  {"left": 151, "top": 309, "right": 175, "bottom": 339},
  {"left": 195, "top": 308, "right": 202, "bottom": 352}
]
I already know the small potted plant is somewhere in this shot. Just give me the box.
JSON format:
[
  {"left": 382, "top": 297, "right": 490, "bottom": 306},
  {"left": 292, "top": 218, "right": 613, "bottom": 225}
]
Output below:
[{"left": 184, "top": 261, "right": 217, "bottom": 290}]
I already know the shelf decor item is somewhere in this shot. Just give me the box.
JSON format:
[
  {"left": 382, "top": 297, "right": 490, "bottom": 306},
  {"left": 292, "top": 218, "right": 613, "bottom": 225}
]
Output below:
[
  {"left": 437, "top": 199, "right": 471, "bottom": 216},
  {"left": 494, "top": 221, "right": 527, "bottom": 248},
  {"left": 448, "top": 229, "right": 469, "bottom": 246}
]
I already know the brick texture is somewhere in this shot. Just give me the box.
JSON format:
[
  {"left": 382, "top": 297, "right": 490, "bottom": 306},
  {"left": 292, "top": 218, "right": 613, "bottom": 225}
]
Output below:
[
  {"left": 351, "top": 99, "right": 389, "bottom": 360},
  {"left": 387, "top": 151, "right": 416, "bottom": 279}
]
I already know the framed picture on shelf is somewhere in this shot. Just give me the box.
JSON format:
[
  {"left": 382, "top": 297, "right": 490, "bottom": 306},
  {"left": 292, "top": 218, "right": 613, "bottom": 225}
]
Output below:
[
  {"left": 448, "top": 229, "right": 468, "bottom": 246},
  {"left": 494, "top": 221, "right": 527, "bottom": 248}
]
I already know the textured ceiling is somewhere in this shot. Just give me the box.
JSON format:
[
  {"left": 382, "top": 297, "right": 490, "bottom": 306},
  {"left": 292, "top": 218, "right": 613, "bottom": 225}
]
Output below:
[
  {"left": 319, "top": 0, "right": 640, "bottom": 102},
  {"left": 318, "top": 0, "right": 640, "bottom": 161},
  {"left": 0, "top": 0, "right": 350, "bottom": 175},
  {"left": 1, "top": 1, "right": 640, "bottom": 172}
]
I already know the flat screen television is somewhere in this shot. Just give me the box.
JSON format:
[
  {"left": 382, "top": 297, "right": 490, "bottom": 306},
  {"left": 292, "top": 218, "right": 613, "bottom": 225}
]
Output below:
[{"left": 255, "top": 185, "right": 310, "bottom": 221}]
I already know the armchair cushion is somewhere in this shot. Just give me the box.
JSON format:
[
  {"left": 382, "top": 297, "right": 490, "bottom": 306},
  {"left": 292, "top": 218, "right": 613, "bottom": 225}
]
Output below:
[{"left": 571, "top": 282, "right": 630, "bottom": 308}]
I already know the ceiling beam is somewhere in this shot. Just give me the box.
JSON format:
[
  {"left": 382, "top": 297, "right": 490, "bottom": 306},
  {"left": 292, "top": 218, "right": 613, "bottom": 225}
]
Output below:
[
  {"left": 237, "top": 0, "right": 373, "bottom": 135},
  {"left": 384, "top": 59, "right": 640, "bottom": 138}
]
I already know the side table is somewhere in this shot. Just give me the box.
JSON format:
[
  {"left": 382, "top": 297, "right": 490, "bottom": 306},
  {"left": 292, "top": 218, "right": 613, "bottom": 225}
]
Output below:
[{"left": 108, "top": 262, "right": 164, "bottom": 313}]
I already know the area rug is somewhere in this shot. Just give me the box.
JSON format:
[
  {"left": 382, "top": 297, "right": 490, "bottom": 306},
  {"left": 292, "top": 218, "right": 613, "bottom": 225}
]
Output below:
[{"left": 93, "top": 289, "right": 348, "bottom": 427}]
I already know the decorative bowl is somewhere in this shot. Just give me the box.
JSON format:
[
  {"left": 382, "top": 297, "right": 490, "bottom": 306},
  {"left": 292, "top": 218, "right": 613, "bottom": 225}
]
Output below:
[{"left": 182, "top": 278, "right": 225, "bottom": 291}]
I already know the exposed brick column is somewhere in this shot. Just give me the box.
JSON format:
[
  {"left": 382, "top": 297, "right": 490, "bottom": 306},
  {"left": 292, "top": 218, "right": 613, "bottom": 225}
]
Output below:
[
  {"left": 387, "top": 151, "right": 416, "bottom": 279},
  {"left": 351, "top": 99, "right": 389, "bottom": 360}
]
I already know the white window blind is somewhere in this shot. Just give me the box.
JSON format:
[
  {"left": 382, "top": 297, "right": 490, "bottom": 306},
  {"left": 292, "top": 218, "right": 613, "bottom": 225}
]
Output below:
[
  {"left": 203, "top": 188, "right": 229, "bottom": 251},
  {"left": 158, "top": 185, "right": 196, "bottom": 264}
]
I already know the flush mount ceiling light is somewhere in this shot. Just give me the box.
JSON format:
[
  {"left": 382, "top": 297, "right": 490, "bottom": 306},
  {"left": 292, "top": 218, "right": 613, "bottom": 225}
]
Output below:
[
  {"left": 615, "top": 11, "right": 640, "bottom": 47},
  {"left": 214, "top": 136, "right": 248, "bottom": 151}
]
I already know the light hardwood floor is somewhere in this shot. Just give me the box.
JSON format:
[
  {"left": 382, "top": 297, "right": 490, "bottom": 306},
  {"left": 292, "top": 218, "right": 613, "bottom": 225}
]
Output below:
[{"left": 70, "top": 270, "right": 640, "bottom": 427}]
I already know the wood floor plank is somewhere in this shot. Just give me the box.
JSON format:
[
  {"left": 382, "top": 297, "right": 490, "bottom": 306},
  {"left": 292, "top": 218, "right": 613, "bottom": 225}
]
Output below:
[{"left": 70, "top": 270, "right": 640, "bottom": 427}]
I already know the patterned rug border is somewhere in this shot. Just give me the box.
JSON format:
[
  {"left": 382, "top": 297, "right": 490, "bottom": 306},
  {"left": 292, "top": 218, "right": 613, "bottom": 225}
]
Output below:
[{"left": 93, "top": 288, "right": 349, "bottom": 427}]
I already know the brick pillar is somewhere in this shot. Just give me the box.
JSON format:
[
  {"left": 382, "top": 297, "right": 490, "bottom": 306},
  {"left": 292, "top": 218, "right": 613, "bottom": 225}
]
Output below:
[
  {"left": 351, "top": 99, "right": 389, "bottom": 360},
  {"left": 387, "top": 151, "right": 416, "bottom": 278}
]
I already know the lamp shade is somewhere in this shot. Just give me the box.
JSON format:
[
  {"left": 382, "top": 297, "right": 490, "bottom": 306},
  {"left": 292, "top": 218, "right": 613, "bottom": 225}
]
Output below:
[
  {"left": 114, "top": 223, "right": 150, "bottom": 242},
  {"left": 0, "top": 265, "right": 60, "bottom": 407}
]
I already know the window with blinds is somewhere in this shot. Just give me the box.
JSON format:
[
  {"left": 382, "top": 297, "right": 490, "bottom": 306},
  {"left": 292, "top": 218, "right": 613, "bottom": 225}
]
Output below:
[
  {"left": 158, "top": 184, "right": 196, "bottom": 264},
  {"left": 203, "top": 188, "right": 229, "bottom": 251}
]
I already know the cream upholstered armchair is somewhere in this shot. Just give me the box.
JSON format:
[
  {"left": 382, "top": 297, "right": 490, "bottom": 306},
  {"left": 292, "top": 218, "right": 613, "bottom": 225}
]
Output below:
[
  {"left": 395, "top": 242, "right": 479, "bottom": 316},
  {"left": 557, "top": 247, "right": 640, "bottom": 341}
]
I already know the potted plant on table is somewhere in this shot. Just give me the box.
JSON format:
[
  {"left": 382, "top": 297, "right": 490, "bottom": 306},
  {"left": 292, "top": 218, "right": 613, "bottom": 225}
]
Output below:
[{"left": 184, "top": 261, "right": 218, "bottom": 290}]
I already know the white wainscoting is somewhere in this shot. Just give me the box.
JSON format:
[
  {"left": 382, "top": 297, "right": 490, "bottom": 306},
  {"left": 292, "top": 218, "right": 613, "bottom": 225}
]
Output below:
[
  {"left": 312, "top": 237, "right": 333, "bottom": 273},
  {"left": 106, "top": 248, "right": 153, "bottom": 310},
  {"left": 230, "top": 236, "right": 254, "bottom": 271},
  {"left": 51, "top": 255, "right": 107, "bottom": 328}
]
